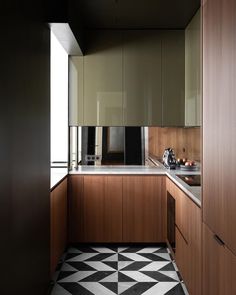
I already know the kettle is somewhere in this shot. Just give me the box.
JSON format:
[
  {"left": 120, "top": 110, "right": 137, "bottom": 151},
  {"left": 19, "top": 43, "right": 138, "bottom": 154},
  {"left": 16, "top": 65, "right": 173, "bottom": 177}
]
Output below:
[{"left": 162, "top": 148, "right": 176, "bottom": 169}]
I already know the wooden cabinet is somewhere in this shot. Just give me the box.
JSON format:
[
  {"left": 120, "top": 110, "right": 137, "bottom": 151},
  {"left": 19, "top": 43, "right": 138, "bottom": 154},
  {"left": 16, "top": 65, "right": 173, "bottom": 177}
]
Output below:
[
  {"left": 69, "top": 175, "right": 165, "bottom": 243},
  {"left": 162, "top": 31, "right": 185, "bottom": 127},
  {"left": 123, "top": 30, "right": 162, "bottom": 126},
  {"left": 69, "top": 175, "right": 123, "bottom": 243},
  {"left": 202, "top": 0, "right": 236, "bottom": 255},
  {"left": 83, "top": 176, "right": 123, "bottom": 242},
  {"left": 123, "top": 176, "right": 166, "bottom": 242},
  {"left": 203, "top": 223, "right": 236, "bottom": 295},
  {"left": 166, "top": 178, "right": 201, "bottom": 295},
  {"left": 185, "top": 9, "right": 201, "bottom": 127},
  {"left": 50, "top": 177, "right": 67, "bottom": 276}
]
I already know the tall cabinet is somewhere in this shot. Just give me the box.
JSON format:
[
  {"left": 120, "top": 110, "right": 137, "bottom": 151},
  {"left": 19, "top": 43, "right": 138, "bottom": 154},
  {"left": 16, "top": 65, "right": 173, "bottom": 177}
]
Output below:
[{"left": 202, "top": 0, "right": 236, "bottom": 293}]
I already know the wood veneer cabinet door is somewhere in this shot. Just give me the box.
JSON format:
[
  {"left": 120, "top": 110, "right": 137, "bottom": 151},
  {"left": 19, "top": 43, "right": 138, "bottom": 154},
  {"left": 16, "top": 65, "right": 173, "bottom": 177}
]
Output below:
[
  {"left": 123, "top": 176, "right": 166, "bottom": 242},
  {"left": 203, "top": 0, "right": 236, "bottom": 254},
  {"left": 50, "top": 178, "right": 67, "bottom": 276},
  {"left": 203, "top": 223, "right": 236, "bottom": 295},
  {"left": 68, "top": 175, "right": 84, "bottom": 243},
  {"left": 83, "top": 175, "right": 123, "bottom": 242}
]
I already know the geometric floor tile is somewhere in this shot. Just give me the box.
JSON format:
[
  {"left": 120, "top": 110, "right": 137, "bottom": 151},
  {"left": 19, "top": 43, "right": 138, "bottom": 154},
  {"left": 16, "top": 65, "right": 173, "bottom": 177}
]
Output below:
[{"left": 50, "top": 245, "right": 189, "bottom": 295}]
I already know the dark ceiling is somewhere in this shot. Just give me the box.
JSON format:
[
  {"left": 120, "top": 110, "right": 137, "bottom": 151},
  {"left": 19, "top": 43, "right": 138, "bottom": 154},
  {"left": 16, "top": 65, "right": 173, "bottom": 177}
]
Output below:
[{"left": 75, "top": 0, "right": 200, "bottom": 30}]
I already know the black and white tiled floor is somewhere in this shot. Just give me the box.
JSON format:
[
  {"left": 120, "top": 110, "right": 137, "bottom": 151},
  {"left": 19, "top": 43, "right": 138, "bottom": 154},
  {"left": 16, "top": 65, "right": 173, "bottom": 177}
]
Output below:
[{"left": 51, "top": 245, "right": 189, "bottom": 295}]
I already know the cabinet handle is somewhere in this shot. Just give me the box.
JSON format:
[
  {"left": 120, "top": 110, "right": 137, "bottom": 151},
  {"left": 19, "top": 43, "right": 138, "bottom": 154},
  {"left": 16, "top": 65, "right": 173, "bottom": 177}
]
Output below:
[{"left": 213, "top": 234, "right": 225, "bottom": 246}]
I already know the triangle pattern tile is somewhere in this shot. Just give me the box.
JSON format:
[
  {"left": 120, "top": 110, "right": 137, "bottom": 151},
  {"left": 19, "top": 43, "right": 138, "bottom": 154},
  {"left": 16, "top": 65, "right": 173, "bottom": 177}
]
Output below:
[
  {"left": 118, "top": 254, "right": 133, "bottom": 261},
  {"left": 80, "top": 271, "right": 116, "bottom": 282},
  {"left": 159, "top": 271, "right": 181, "bottom": 281},
  {"left": 60, "top": 262, "right": 79, "bottom": 272},
  {"left": 57, "top": 271, "right": 78, "bottom": 282},
  {"left": 154, "top": 252, "right": 171, "bottom": 261},
  {"left": 102, "top": 254, "right": 118, "bottom": 261},
  {"left": 58, "top": 271, "right": 97, "bottom": 283},
  {"left": 66, "top": 253, "right": 99, "bottom": 262},
  {"left": 67, "top": 247, "right": 82, "bottom": 254},
  {"left": 141, "top": 271, "right": 178, "bottom": 282},
  {"left": 50, "top": 283, "right": 72, "bottom": 295},
  {"left": 118, "top": 282, "right": 137, "bottom": 294},
  {"left": 66, "top": 261, "right": 96, "bottom": 271},
  {"left": 100, "top": 271, "right": 118, "bottom": 282},
  {"left": 138, "top": 253, "right": 169, "bottom": 261},
  {"left": 137, "top": 247, "right": 161, "bottom": 253},
  {"left": 86, "top": 253, "right": 116, "bottom": 261},
  {"left": 119, "top": 253, "right": 151, "bottom": 261},
  {"left": 83, "top": 261, "right": 116, "bottom": 271},
  {"left": 120, "top": 282, "right": 157, "bottom": 295},
  {"left": 120, "top": 271, "right": 157, "bottom": 282},
  {"left": 165, "top": 282, "right": 186, "bottom": 295},
  {"left": 91, "top": 246, "right": 117, "bottom": 253},
  {"left": 159, "top": 262, "right": 176, "bottom": 271},
  {"left": 118, "top": 272, "right": 137, "bottom": 282},
  {"left": 102, "top": 261, "right": 118, "bottom": 270},
  {"left": 121, "top": 261, "right": 151, "bottom": 271},
  {"left": 59, "top": 282, "right": 94, "bottom": 295},
  {"left": 100, "top": 282, "right": 118, "bottom": 294},
  {"left": 120, "top": 246, "right": 145, "bottom": 253},
  {"left": 139, "top": 261, "right": 170, "bottom": 271},
  {"left": 118, "top": 261, "right": 135, "bottom": 270},
  {"left": 142, "top": 282, "right": 179, "bottom": 295},
  {"left": 79, "top": 282, "right": 117, "bottom": 295}
]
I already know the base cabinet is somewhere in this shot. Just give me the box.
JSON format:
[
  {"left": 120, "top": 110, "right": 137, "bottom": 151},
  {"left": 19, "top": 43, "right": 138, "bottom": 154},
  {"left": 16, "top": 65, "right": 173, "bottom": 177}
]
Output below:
[
  {"left": 166, "top": 178, "right": 201, "bottom": 295},
  {"left": 69, "top": 175, "right": 165, "bottom": 243},
  {"left": 50, "top": 178, "right": 68, "bottom": 276},
  {"left": 203, "top": 223, "right": 236, "bottom": 295},
  {"left": 123, "top": 176, "right": 166, "bottom": 242}
]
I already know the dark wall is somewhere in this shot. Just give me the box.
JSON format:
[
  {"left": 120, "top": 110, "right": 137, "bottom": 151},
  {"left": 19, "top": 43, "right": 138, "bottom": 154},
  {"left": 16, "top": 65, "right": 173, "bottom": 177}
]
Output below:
[{"left": 0, "top": 1, "right": 50, "bottom": 294}]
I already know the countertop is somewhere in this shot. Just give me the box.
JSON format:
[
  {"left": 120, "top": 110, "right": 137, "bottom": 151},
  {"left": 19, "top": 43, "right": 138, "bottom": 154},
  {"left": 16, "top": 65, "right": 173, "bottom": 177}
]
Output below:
[
  {"left": 51, "top": 167, "right": 68, "bottom": 190},
  {"left": 69, "top": 158, "right": 201, "bottom": 207}
]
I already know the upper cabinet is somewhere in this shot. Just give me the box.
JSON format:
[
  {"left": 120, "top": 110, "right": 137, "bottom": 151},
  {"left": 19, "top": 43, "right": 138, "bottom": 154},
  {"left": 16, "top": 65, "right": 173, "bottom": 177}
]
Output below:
[
  {"left": 123, "top": 31, "right": 162, "bottom": 126},
  {"left": 84, "top": 31, "right": 123, "bottom": 126},
  {"left": 162, "top": 31, "right": 185, "bottom": 127},
  {"left": 69, "top": 30, "right": 187, "bottom": 126},
  {"left": 185, "top": 10, "right": 201, "bottom": 126}
]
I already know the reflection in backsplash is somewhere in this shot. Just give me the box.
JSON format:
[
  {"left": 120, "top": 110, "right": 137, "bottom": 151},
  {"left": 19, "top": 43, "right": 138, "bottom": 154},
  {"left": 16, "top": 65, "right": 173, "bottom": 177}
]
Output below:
[{"left": 149, "top": 127, "right": 201, "bottom": 162}]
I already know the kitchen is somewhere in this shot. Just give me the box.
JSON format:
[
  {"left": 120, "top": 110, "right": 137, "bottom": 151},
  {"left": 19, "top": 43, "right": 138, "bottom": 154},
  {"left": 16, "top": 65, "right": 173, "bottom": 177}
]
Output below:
[{"left": 1, "top": 0, "right": 236, "bottom": 295}]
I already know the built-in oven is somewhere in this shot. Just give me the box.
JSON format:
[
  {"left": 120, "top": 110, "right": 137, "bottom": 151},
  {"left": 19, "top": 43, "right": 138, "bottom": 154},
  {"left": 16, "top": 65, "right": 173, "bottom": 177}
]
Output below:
[{"left": 167, "top": 192, "right": 176, "bottom": 253}]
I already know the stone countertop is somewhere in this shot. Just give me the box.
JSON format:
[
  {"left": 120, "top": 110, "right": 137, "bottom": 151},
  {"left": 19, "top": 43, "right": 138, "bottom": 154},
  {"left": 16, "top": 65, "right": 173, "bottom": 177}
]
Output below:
[{"left": 69, "top": 161, "right": 201, "bottom": 207}]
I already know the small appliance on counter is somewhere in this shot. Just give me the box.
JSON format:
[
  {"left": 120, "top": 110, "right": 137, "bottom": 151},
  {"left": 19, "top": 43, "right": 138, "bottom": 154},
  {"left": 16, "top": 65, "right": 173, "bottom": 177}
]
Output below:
[{"left": 162, "top": 148, "right": 176, "bottom": 169}]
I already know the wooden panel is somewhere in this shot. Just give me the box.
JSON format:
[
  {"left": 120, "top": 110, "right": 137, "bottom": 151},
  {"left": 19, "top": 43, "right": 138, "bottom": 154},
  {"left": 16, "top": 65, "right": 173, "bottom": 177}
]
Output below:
[
  {"left": 162, "top": 31, "right": 185, "bottom": 127},
  {"left": 175, "top": 227, "right": 189, "bottom": 285},
  {"left": 50, "top": 178, "right": 67, "bottom": 276},
  {"left": 68, "top": 175, "right": 84, "bottom": 243},
  {"left": 203, "top": 223, "right": 236, "bottom": 295},
  {"left": 84, "top": 31, "right": 123, "bottom": 126},
  {"left": 203, "top": 0, "right": 236, "bottom": 254},
  {"left": 167, "top": 177, "right": 201, "bottom": 295},
  {"left": 148, "top": 127, "right": 201, "bottom": 162},
  {"left": 82, "top": 175, "right": 122, "bottom": 242},
  {"left": 123, "top": 176, "right": 165, "bottom": 242},
  {"left": 123, "top": 30, "right": 162, "bottom": 126}
]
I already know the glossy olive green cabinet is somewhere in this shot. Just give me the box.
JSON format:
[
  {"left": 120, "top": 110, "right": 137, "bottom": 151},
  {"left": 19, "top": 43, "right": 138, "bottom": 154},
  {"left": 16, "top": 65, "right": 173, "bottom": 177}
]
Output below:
[
  {"left": 123, "top": 31, "right": 162, "bottom": 126},
  {"left": 185, "top": 10, "right": 201, "bottom": 127},
  {"left": 162, "top": 31, "right": 185, "bottom": 126},
  {"left": 69, "top": 30, "right": 185, "bottom": 126}
]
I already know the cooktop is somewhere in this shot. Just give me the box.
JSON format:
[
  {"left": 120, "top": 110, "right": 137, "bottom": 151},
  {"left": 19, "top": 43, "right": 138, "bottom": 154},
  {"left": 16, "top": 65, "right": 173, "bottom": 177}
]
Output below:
[{"left": 176, "top": 174, "right": 201, "bottom": 186}]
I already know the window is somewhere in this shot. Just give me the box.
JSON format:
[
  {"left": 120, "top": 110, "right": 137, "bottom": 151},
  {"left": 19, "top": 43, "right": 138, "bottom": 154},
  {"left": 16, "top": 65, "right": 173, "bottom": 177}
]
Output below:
[{"left": 50, "top": 31, "right": 68, "bottom": 166}]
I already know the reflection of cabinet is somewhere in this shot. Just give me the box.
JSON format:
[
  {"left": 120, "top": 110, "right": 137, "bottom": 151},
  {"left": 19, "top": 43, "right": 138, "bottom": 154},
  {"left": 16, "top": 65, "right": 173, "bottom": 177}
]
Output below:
[
  {"left": 123, "top": 31, "right": 162, "bottom": 126},
  {"left": 162, "top": 31, "right": 185, "bottom": 127},
  {"left": 69, "top": 30, "right": 185, "bottom": 126},
  {"left": 166, "top": 178, "right": 201, "bottom": 295},
  {"left": 185, "top": 10, "right": 201, "bottom": 126},
  {"left": 50, "top": 177, "right": 67, "bottom": 276},
  {"left": 123, "top": 176, "right": 165, "bottom": 242}
]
